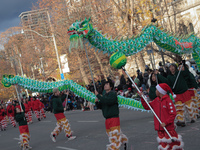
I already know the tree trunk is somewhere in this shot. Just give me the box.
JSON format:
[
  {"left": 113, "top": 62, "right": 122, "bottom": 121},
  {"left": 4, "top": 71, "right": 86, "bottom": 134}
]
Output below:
[
  {"left": 134, "top": 55, "right": 139, "bottom": 70},
  {"left": 76, "top": 51, "right": 89, "bottom": 85},
  {"left": 163, "top": 0, "right": 173, "bottom": 32},
  {"left": 93, "top": 51, "right": 107, "bottom": 79},
  {"left": 137, "top": 52, "right": 146, "bottom": 72}
]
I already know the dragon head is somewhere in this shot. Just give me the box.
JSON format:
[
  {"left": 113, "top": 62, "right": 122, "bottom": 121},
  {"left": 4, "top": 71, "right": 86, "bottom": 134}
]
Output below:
[
  {"left": 67, "top": 17, "right": 92, "bottom": 51},
  {"left": 67, "top": 17, "right": 92, "bottom": 39}
]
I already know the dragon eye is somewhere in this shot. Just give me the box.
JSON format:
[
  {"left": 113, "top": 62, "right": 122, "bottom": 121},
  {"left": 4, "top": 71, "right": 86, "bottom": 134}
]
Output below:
[{"left": 80, "top": 22, "right": 86, "bottom": 28}]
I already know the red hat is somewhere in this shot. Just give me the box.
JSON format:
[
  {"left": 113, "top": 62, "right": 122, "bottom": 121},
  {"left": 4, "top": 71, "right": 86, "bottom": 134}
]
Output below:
[
  {"left": 128, "top": 87, "right": 131, "bottom": 90},
  {"left": 156, "top": 83, "right": 176, "bottom": 98}
]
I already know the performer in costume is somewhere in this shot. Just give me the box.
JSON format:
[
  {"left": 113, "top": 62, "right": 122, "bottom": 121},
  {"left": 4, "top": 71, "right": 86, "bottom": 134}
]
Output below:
[
  {"left": 183, "top": 63, "right": 199, "bottom": 122},
  {"left": 0, "top": 104, "right": 7, "bottom": 130},
  {"left": 6, "top": 101, "right": 16, "bottom": 127},
  {"left": 139, "top": 83, "right": 184, "bottom": 150},
  {"left": 95, "top": 79, "right": 128, "bottom": 150},
  {"left": 27, "top": 98, "right": 33, "bottom": 124},
  {"left": 0, "top": 104, "right": 6, "bottom": 131},
  {"left": 158, "top": 62, "right": 190, "bottom": 127},
  {"left": 50, "top": 88, "right": 76, "bottom": 142},
  {"left": 3, "top": 104, "right": 8, "bottom": 128},
  {"left": 23, "top": 98, "right": 30, "bottom": 124},
  {"left": 15, "top": 101, "right": 32, "bottom": 150},
  {"left": 32, "top": 97, "right": 41, "bottom": 121},
  {"left": 39, "top": 100, "right": 46, "bottom": 119}
]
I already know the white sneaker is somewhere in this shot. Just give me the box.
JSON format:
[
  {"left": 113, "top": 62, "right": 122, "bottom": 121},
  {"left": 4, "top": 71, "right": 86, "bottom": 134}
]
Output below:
[
  {"left": 50, "top": 134, "right": 56, "bottom": 142},
  {"left": 68, "top": 136, "right": 76, "bottom": 141},
  {"left": 24, "top": 146, "right": 32, "bottom": 150}
]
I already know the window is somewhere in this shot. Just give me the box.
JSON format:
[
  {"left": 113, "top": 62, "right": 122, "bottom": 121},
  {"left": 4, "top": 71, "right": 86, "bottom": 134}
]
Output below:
[{"left": 189, "top": 23, "right": 194, "bottom": 33}]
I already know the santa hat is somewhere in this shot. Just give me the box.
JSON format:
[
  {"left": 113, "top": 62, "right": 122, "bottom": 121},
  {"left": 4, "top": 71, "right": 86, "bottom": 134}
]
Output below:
[{"left": 156, "top": 83, "right": 176, "bottom": 98}]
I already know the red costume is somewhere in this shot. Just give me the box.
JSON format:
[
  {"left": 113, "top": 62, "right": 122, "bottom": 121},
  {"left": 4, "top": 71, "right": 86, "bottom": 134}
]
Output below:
[
  {"left": 0, "top": 108, "right": 7, "bottom": 130},
  {"left": 7, "top": 103, "right": 16, "bottom": 127},
  {"left": 141, "top": 83, "right": 184, "bottom": 150},
  {"left": 32, "top": 98, "right": 41, "bottom": 121},
  {"left": 28, "top": 100, "right": 33, "bottom": 123},
  {"left": 39, "top": 101, "right": 46, "bottom": 119},
  {"left": 23, "top": 102, "right": 30, "bottom": 123}
]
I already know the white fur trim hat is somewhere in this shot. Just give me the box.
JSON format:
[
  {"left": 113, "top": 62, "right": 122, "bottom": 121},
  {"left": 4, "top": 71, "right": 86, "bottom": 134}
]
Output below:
[{"left": 156, "top": 83, "right": 176, "bottom": 98}]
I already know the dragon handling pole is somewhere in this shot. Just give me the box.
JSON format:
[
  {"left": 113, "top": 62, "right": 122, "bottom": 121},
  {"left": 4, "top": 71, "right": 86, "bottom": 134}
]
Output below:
[
  {"left": 83, "top": 40, "right": 97, "bottom": 91},
  {"left": 122, "top": 67, "right": 175, "bottom": 142}
]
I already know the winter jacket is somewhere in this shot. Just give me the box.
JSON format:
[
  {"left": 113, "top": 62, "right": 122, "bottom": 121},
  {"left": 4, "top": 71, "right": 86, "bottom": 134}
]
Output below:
[
  {"left": 52, "top": 94, "right": 67, "bottom": 114},
  {"left": 96, "top": 90, "right": 119, "bottom": 119},
  {"left": 158, "top": 66, "right": 189, "bottom": 94},
  {"left": 7, "top": 105, "right": 15, "bottom": 116},
  {"left": 184, "top": 72, "right": 198, "bottom": 89},
  {"left": 148, "top": 84, "right": 157, "bottom": 100},
  {"left": 15, "top": 112, "right": 27, "bottom": 126},
  {"left": 141, "top": 94, "right": 176, "bottom": 131}
]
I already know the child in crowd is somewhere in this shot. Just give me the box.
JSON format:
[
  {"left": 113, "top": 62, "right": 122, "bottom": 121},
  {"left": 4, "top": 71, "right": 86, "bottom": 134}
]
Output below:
[{"left": 139, "top": 83, "right": 184, "bottom": 150}]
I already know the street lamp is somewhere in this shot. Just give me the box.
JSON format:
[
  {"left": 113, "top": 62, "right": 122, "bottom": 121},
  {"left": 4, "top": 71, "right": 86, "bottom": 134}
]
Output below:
[{"left": 21, "top": 29, "right": 64, "bottom": 80}]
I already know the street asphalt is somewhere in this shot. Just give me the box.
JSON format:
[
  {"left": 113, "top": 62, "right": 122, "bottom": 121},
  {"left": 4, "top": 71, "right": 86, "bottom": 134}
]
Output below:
[{"left": 0, "top": 108, "right": 200, "bottom": 150}]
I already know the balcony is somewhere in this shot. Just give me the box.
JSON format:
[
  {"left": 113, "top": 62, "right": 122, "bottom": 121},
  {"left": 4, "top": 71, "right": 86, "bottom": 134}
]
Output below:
[{"left": 171, "top": 0, "right": 200, "bottom": 15}]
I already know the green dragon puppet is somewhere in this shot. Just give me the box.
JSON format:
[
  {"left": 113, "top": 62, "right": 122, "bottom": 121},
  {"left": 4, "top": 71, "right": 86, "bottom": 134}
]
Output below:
[
  {"left": 67, "top": 18, "right": 200, "bottom": 69},
  {"left": 1, "top": 75, "right": 147, "bottom": 112}
]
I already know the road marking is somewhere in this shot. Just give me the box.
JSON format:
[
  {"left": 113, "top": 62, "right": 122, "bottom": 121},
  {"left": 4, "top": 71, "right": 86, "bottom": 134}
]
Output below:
[
  {"left": 145, "top": 141, "right": 156, "bottom": 144},
  {"left": 77, "top": 121, "right": 99, "bottom": 123},
  {"left": 56, "top": 146, "right": 77, "bottom": 150},
  {"left": 41, "top": 121, "right": 51, "bottom": 122},
  {"left": 13, "top": 138, "right": 20, "bottom": 140}
]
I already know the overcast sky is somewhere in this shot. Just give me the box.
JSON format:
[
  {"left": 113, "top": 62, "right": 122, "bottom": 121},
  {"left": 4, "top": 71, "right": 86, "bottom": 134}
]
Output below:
[{"left": 0, "top": 0, "right": 38, "bottom": 33}]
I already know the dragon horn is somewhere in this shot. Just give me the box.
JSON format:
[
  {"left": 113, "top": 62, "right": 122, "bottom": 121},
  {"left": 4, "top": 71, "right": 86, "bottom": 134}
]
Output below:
[
  {"left": 131, "top": 35, "right": 135, "bottom": 39},
  {"left": 165, "top": 31, "right": 169, "bottom": 34},
  {"left": 168, "top": 32, "right": 173, "bottom": 36},
  {"left": 178, "top": 35, "right": 183, "bottom": 40},
  {"left": 126, "top": 36, "right": 129, "bottom": 41},
  {"left": 114, "top": 36, "right": 119, "bottom": 41},
  {"left": 103, "top": 33, "right": 108, "bottom": 38},
  {"left": 108, "top": 36, "right": 112, "bottom": 40},
  {"left": 120, "top": 36, "right": 124, "bottom": 41},
  {"left": 98, "top": 30, "right": 102, "bottom": 34}
]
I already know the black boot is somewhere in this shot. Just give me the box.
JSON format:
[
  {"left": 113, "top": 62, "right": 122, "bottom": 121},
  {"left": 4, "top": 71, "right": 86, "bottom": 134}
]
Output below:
[
  {"left": 181, "top": 122, "right": 186, "bottom": 127},
  {"left": 176, "top": 122, "right": 182, "bottom": 126},
  {"left": 176, "top": 122, "right": 186, "bottom": 127},
  {"left": 124, "top": 143, "right": 127, "bottom": 150},
  {"left": 191, "top": 120, "right": 195, "bottom": 123}
]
